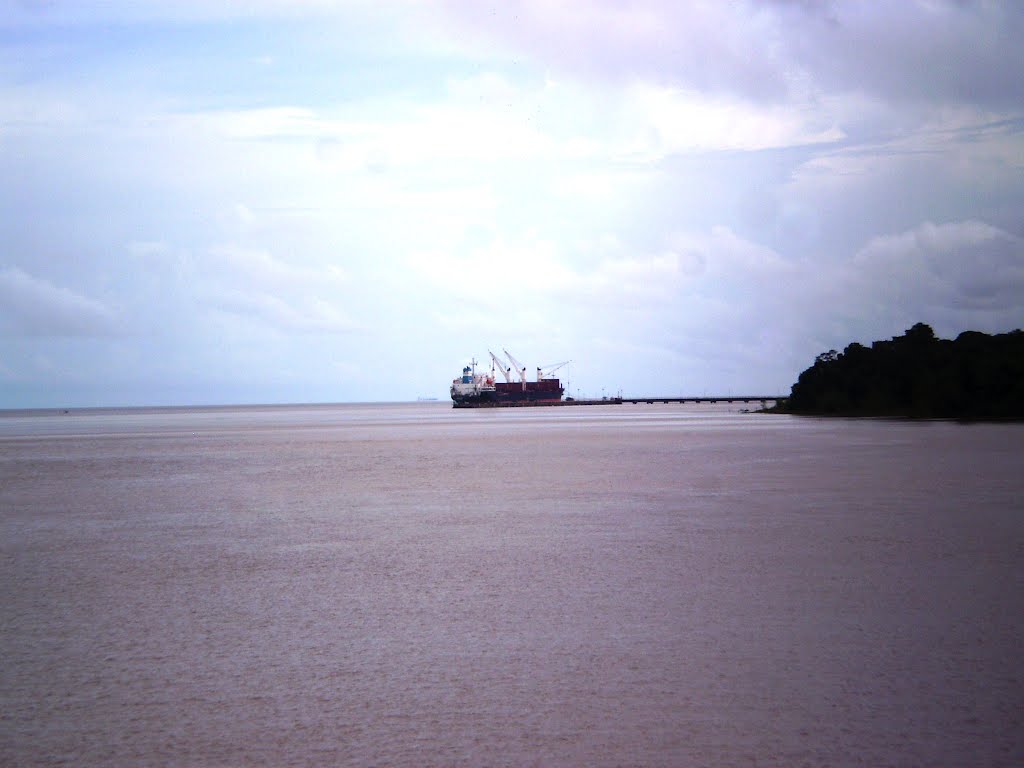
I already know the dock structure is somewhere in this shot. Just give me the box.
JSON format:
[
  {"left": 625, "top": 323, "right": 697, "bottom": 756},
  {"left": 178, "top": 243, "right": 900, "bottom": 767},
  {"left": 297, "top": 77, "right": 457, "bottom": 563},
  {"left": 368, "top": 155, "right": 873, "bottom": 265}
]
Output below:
[
  {"left": 621, "top": 396, "right": 786, "bottom": 405},
  {"left": 453, "top": 395, "right": 787, "bottom": 408},
  {"left": 559, "top": 395, "right": 788, "bottom": 406}
]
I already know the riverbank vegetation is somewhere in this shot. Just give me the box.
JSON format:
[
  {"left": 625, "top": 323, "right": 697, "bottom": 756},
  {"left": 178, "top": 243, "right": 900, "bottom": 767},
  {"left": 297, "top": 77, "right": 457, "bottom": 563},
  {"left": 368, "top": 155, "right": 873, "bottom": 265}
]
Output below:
[{"left": 774, "top": 323, "right": 1024, "bottom": 419}]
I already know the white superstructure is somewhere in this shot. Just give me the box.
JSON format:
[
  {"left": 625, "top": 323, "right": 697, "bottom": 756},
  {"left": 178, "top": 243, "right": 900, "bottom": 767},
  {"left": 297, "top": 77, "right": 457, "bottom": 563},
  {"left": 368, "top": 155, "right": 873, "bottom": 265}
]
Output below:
[{"left": 450, "top": 358, "right": 496, "bottom": 401}]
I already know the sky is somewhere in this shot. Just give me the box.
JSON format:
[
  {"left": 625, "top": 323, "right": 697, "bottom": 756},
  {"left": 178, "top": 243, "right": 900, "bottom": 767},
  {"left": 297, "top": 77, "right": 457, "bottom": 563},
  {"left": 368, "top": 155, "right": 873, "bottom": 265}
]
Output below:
[{"left": 2, "top": 0, "right": 1023, "bottom": 407}]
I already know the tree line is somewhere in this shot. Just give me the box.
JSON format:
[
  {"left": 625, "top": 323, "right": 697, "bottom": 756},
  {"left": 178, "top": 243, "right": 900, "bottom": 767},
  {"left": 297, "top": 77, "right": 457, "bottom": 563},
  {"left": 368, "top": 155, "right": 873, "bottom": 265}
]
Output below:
[{"left": 777, "top": 323, "right": 1024, "bottom": 419}]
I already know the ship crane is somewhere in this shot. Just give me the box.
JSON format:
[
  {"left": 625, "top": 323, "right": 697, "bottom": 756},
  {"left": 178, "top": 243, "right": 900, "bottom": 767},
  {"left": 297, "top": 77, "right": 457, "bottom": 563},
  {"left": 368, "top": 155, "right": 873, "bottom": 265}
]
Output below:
[
  {"left": 539, "top": 360, "right": 569, "bottom": 381},
  {"left": 503, "top": 348, "right": 528, "bottom": 390},
  {"left": 488, "top": 349, "right": 513, "bottom": 384}
]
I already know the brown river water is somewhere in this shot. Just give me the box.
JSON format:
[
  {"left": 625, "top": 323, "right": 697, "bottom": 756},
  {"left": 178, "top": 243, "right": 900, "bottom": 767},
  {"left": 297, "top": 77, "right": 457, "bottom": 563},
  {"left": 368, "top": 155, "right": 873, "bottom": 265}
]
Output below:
[{"left": 1, "top": 402, "right": 1022, "bottom": 766}]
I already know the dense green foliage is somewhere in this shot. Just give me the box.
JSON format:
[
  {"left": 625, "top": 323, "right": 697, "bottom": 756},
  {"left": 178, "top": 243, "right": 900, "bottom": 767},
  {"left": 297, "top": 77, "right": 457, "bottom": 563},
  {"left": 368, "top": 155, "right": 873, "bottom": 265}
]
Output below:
[{"left": 780, "top": 323, "right": 1024, "bottom": 419}]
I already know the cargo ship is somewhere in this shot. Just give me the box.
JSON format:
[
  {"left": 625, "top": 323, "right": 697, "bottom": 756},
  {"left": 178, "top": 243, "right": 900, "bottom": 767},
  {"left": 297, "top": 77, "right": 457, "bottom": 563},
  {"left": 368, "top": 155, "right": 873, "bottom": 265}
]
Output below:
[{"left": 451, "top": 350, "right": 566, "bottom": 407}]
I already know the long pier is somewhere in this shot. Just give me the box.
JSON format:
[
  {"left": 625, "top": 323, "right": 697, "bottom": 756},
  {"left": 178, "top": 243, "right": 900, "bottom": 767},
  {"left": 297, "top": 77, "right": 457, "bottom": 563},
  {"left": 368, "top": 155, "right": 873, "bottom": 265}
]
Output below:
[
  {"left": 621, "top": 395, "right": 786, "bottom": 405},
  {"left": 453, "top": 395, "right": 787, "bottom": 408}
]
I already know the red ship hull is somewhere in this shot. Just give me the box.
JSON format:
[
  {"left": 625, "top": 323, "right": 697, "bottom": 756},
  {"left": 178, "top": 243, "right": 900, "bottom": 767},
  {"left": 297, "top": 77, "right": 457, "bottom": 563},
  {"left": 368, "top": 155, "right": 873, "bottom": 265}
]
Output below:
[{"left": 493, "top": 379, "right": 564, "bottom": 401}]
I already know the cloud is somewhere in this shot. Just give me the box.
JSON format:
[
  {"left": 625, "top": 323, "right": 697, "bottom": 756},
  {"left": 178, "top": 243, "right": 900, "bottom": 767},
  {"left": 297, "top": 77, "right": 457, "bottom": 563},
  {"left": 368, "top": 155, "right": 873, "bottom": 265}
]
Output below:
[
  {"left": 438, "top": 1, "right": 1024, "bottom": 110},
  {"left": 618, "top": 85, "right": 844, "bottom": 158},
  {"left": 560, "top": 220, "right": 1024, "bottom": 390},
  {"left": 167, "top": 68, "right": 843, "bottom": 185},
  {"left": 0, "top": 267, "right": 117, "bottom": 337},
  {"left": 129, "top": 244, "right": 357, "bottom": 336},
  {"left": 204, "top": 245, "right": 347, "bottom": 293},
  {"left": 0, "top": 0, "right": 366, "bottom": 26},
  {"left": 566, "top": 227, "right": 796, "bottom": 316},
  {"left": 435, "top": 0, "right": 797, "bottom": 100},
  {"left": 2, "top": 1, "right": 1023, "bottom": 406},
  {"left": 205, "top": 288, "right": 356, "bottom": 334},
  {"left": 786, "top": 1, "right": 1024, "bottom": 110},
  {"left": 847, "top": 220, "right": 1024, "bottom": 326}
]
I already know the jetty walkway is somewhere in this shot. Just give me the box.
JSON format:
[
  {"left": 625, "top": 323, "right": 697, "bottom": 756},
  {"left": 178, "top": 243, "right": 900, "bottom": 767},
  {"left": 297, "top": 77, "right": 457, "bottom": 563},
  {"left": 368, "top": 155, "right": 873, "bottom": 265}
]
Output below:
[
  {"left": 453, "top": 395, "right": 787, "bottom": 408},
  {"left": 621, "top": 395, "right": 786, "bottom": 405}
]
